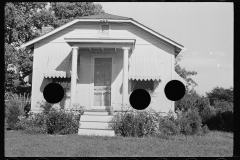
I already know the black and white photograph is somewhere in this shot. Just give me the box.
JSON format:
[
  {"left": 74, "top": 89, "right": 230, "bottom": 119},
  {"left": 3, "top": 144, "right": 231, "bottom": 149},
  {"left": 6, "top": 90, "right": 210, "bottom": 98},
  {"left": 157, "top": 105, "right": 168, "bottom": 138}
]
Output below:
[{"left": 5, "top": 2, "right": 233, "bottom": 157}]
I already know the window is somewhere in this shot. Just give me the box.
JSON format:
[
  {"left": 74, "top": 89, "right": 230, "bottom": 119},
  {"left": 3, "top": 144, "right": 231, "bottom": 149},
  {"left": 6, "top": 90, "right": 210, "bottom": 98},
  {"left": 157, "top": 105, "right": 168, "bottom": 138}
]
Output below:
[
  {"left": 131, "top": 79, "right": 154, "bottom": 92},
  {"left": 100, "top": 24, "right": 110, "bottom": 36}
]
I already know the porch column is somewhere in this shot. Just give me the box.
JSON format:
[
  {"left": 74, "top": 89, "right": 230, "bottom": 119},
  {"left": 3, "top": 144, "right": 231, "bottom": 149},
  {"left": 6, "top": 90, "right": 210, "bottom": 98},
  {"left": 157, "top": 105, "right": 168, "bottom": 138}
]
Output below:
[
  {"left": 122, "top": 47, "right": 130, "bottom": 106},
  {"left": 70, "top": 46, "right": 79, "bottom": 108}
]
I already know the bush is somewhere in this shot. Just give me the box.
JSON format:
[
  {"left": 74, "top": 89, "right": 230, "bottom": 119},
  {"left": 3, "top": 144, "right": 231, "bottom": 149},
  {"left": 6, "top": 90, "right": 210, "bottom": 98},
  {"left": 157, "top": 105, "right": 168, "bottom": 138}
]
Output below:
[
  {"left": 201, "top": 125, "right": 210, "bottom": 135},
  {"left": 206, "top": 110, "right": 233, "bottom": 132},
  {"left": 177, "top": 108, "right": 202, "bottom": 136},
  {"left": 199, "top": 105, "right": 216, "bottom": 125},
  {"left": 158, "top": 117, "right": 180, "bottom": 136},
  {"left": 5, "top": 101, "right": 24, "bottom": 129},
  {"left": 109, "top": 108, "right": 160, "bottom": 137},
  {"left": 39, "top": 101, "right": 53, "bottom": 114},
  {"left": 14, "top": 112, "right": 48, "bottom": 134},
  {"left": 13, "top": 105, "right": 84, "bottom": 135},
  {"left": 46, "top": 108, "right": 80, "bottom": 135},
  {"left": 204, "top": 100, "right": 233, "bottom": 132}
]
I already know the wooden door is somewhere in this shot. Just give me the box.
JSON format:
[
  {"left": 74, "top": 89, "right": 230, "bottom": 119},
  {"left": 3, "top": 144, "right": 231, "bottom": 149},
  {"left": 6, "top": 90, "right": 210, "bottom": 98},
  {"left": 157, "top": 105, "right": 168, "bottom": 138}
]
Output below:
[{"left": 93, "top": 58, "right": 112, "bottom": 107}]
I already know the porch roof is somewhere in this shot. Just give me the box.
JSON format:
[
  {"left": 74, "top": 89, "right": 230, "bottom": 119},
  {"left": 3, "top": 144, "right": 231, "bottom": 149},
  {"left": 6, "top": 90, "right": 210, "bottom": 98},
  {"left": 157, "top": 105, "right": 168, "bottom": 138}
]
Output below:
[{"left": 43, "top": 52, "right": 79, "bottom": 79}]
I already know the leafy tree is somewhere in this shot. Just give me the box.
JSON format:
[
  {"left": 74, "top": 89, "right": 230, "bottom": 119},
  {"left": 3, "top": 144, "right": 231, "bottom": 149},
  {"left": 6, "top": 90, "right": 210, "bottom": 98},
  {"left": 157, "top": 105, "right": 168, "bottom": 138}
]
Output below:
[
  {"left": 50, "top": 2, "right": 104, "bottom": 28},
  {"left": 206, "top": 86, "right": 233, "bottom": 106},
  {"left": 5, "top": 43, "right": 19, "bottom": 93},
  {"left": 175, "top": 54, "right": 198, "bottom": 91},
  {"left": 5, "top": 2, "right": 104, "bottom": 95}
]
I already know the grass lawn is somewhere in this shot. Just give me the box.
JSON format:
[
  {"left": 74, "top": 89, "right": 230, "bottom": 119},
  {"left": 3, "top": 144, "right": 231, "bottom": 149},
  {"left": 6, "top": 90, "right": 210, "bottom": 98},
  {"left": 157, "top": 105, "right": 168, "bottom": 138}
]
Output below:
[{"left": 5, "top": 130, "right": 233, "bottom": 157}]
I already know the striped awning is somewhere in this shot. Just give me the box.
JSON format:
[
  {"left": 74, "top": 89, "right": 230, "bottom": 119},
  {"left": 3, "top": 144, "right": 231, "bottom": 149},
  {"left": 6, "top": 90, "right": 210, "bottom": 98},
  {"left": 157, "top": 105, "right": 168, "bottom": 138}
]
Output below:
[
  {"left": 128, "top": 56, "right": 162, "bottom": 81},
  {"left": 44, "top": 52, "right": 79, "bottom": 78}
]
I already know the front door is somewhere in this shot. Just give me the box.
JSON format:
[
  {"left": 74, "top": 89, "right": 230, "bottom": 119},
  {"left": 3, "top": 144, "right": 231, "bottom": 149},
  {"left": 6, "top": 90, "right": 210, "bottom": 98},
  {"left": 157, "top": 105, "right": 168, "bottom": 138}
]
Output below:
[{"left": 93, "top": 58, "right": 112, "bottom": 107}]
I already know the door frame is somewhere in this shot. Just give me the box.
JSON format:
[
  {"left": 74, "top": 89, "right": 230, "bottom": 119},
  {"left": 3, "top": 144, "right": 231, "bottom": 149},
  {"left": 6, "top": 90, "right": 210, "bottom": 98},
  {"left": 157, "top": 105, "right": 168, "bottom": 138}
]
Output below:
[{"left": 90, "top": 54, "right": 116, "bottom": 110}]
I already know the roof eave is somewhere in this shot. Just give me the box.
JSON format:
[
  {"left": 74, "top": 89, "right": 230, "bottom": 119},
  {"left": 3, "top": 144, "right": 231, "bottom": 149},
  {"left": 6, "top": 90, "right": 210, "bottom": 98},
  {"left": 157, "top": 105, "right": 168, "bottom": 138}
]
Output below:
[{"left": 20, "top": 18, "right": 185, "bottom": 51}]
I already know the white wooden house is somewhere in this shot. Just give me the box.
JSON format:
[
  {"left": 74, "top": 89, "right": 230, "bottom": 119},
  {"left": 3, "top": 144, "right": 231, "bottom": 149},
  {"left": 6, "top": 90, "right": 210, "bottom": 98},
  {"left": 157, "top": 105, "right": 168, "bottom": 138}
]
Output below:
[{"left": 21, "top": 13, "right": 186, "bottom": 136}]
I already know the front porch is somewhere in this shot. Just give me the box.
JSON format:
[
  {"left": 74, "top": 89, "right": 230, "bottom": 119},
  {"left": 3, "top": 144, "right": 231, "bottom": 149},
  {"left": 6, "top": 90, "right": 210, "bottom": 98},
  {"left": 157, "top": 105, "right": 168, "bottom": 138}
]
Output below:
[{"left": 44, "top": 38, "right": 135, "bottom": 111}]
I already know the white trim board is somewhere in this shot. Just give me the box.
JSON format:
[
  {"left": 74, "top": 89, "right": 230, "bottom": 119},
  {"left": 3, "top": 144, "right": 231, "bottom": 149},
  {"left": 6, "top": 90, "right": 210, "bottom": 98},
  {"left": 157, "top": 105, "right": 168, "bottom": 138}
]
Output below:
[{"left": 20, "top": 19, "right": 186, "bottom": 53}]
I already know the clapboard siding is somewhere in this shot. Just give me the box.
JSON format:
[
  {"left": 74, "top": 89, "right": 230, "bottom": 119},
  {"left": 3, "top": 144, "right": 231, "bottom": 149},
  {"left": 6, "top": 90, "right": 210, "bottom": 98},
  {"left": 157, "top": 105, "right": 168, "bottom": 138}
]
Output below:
[{"left": 39, "top": 22, "right": 169, "bottom": 47}]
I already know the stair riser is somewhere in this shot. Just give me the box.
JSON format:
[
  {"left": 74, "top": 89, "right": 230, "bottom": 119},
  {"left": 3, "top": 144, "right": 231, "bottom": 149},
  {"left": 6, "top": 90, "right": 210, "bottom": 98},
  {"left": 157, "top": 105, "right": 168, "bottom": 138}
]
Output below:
[
  {"left": 84, "top": 112, "right": 110, "bottom": 115},
  {"left": 78, "top": 128, "right": 115, "bottom": 137},
  {"left": 80, "top": 115, "right": 114, "bottom": 122},
  {"left": 80, "top": 121, "right": 111, "bottom": 129}
]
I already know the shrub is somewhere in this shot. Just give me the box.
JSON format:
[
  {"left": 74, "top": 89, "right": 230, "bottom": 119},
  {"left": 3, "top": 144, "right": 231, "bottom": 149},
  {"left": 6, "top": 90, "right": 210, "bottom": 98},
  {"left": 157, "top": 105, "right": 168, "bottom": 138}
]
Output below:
[
  {"left": 201, "top": 125, "right": 210, "bottom": 135},
  {"left": 204, "top": 100, "right": 233, "bottom": 132},
  {"left": 46, "top": 108, "right": 79, "bottom": 135},
  {"left": 185, "top": 108, "right": 202, "bottom": 135},
  {"left": 213, "top": 100, "right": 233, "bottom": 112},
  {"left": 177, "top": 108, "right": 202, "bottom": 137},
  {"left": 13, "top": 105, "right": 83, "bottom": 135},
  {"left": 5, "top": 101, "right": 25, "bottom": 129},
  {"left": 14, "top": 112, "right": 48, "bottom": 134},
  {"left": 39, "top": 101, "right": 53, "bottom": 114},
  {"left": 199, "top": 105, "right": 216, "bottom": 125},
  {"left": 206, "top": 110, "right": 233, "bottom": 132},
  {"left": 109, "top": 108, "right": 160, "bottom": 137},
  {"left": 158, "top": 117, "right": 180, "bottom": 136}
]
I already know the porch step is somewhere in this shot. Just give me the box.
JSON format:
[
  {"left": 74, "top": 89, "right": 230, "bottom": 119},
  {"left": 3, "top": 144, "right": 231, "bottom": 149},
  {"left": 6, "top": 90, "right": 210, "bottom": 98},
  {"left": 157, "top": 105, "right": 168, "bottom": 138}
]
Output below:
[
  {"left": 80, "top": 115, "right": 114, "bottom": 122},
  {"left": 78, "top": 128, "right": 115, "bottom": 137},
  {"left": 84, "top": 111, "right": 110, "bottom": 116},
  {"left": 85, "top": 109, "right": 110, "bottom": 112},
  {"left": 78, "top": 111, "right": 115, "bottom": 137},
  {"left": 80, "top": 121, "right": 111, "bottom": 130}
]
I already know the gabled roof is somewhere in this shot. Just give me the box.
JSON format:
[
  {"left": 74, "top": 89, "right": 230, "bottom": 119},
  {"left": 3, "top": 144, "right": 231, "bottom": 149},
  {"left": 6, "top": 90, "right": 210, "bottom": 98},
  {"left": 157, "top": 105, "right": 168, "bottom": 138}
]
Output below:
[
  {"left": 80, "top": 13, "right": 131, "bottom": 20},
  {"left": 20, "top": 13, "right": 187, "bottom": 56}
]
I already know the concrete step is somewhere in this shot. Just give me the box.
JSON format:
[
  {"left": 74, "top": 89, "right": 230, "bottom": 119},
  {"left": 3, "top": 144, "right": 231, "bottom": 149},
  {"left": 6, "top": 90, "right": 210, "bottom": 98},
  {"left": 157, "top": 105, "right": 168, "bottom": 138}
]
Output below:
[
  {"left": 85, "top": 109, "right": 110, "bottom": 112},
  {"left": 84, "top": 111, "right": 110, "bottom": 116},
  {"left": 80, "top": 121, "right": 111, "bottom": 130},
  {"left": 78, "top": 128, "right": 115, "bottom": 137},
  {"left": 80, "top": 115, "right": 114, "bottom": 122}
]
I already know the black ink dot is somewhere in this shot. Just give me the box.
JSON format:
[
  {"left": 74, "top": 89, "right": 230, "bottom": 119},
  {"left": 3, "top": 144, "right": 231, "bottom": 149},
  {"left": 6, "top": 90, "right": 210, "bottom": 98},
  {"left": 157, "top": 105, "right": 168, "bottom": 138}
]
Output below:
[
  {"left": 164, "top": 80, "right": 186, "bottom": 101},
  {"left": 129, "top": 89, "right": 151, "bottom": 110},
  {"left": 43, "top": 83, "right": 64, "bottom": 104}
]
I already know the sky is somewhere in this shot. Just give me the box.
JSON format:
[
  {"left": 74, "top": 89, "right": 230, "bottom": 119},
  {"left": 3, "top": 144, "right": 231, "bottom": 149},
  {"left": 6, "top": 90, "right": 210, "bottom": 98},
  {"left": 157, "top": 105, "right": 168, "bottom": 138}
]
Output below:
[{"left": 98, "top": 2, "right": 233, "bottom": 96}]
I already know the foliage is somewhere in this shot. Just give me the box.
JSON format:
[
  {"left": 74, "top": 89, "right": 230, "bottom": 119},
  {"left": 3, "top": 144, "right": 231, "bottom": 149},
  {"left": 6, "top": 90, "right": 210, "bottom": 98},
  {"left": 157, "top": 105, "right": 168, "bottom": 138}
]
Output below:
[
  {"left": 5, "top": 101, "right": 25, "bottom": 129},
  {"left": 5, "top": 2, "right": 104, "bottom": 95},
  {"left": 158, "top": 116, "right": 180, "bottom": 136},
  {"left": 212, "top": 100, "right": 233, "bottom": 112},
  {"left": 46, "top": 108, "right": 80, "bottom": 135},
  {"left": 175, "top": 89, "right": 201, "bottom": 112},
  {"left": 206, "top": 86, "right": 233, "bottom": 106},
  {"left": 177, "top": 108, "right": 202, "bottom": 138},
  {"left": 14, "top": 104, "right": 84, "bottom": 135},
  {"left": 39, "top": 101, "right": 53, "bottom": 114},
  {"left": 201, "top": 125, "right": 210, "bottom": 135},
  {"left": 14, "top": 112, "right": 48, "bottom": 134},
  {"left": 5, "top": 43, "right": 19, "bottom": 93},
  {"left": 205, "top": 100, "right": 233, "bottom": 132},
  {"left": 50, "top": 2, "right": 104, "bottom": 28},
  {"left": 199, "top": 105, "right": 216, "bottom": 125},
  {"left": 109, "top": 108, "right": 161, "bottom": 137},
  {"left": 175, "top": 55, "right": 198, "bottom": 91}
]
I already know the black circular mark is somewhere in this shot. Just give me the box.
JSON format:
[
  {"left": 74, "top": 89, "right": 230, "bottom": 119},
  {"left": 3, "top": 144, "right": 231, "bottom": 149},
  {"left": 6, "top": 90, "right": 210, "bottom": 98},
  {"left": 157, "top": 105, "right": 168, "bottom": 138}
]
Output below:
[
  {"left": 36, "top": 158, "right": 49, "bottom": 160},
  {"left": 129, "top": 89, "right": 151, "bottom": 110},
  {"left": 66, "top": 158, "right": 79, "bottom": 160},
  {"left": 43, "top": 83, "right": 64, "bottom": 104},
  {"left": 164, "top": 80, "right": 186, "bottom": 101}
]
